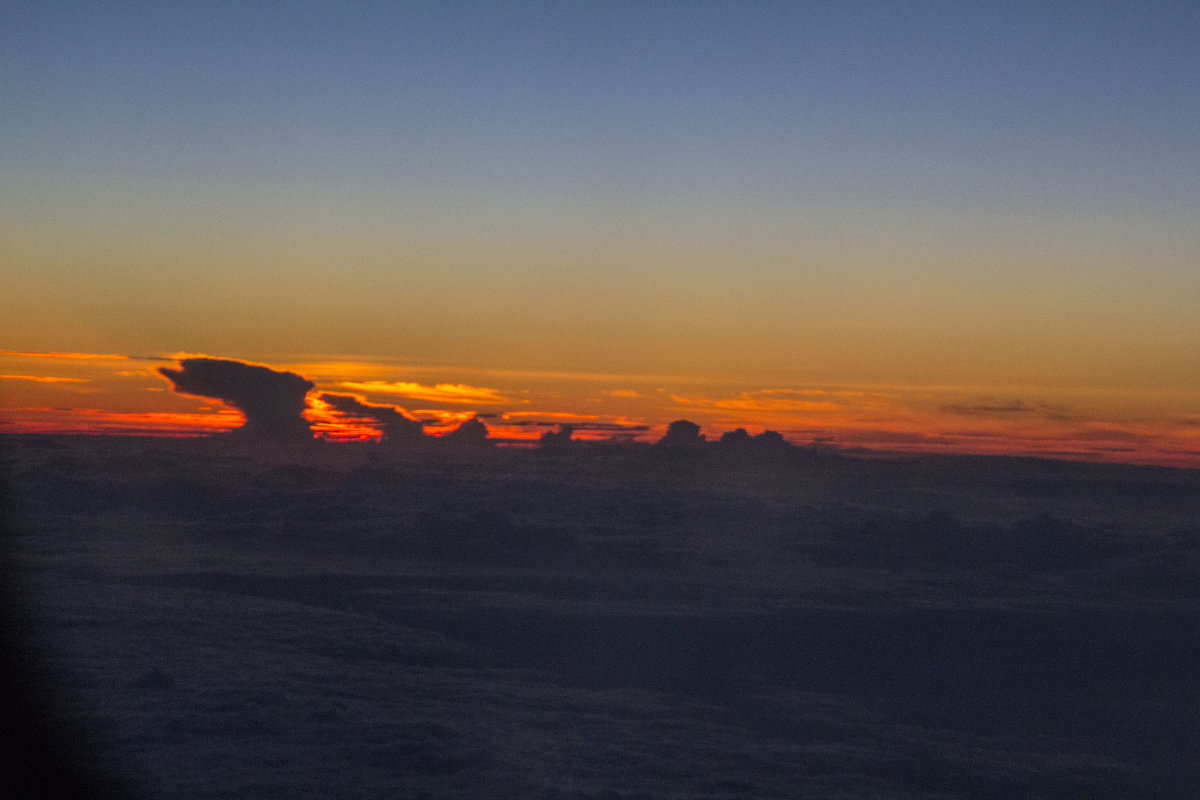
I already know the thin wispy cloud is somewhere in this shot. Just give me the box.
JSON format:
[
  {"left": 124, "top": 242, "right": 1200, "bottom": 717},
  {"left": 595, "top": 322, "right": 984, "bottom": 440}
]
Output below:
[
  {"left": 671, "top": 389, "right": 841, "bottom": 413},
  {"left": 501, "top": 411, "right": 599, "bottom": 421},
  {"left": 0, "top": 350, "right": 130, "bottom": 361},
  {"left": 281, "top": 357, "right": 754, "bottom": 387},
  {"left": 341, "top": 380, "right": 511, "bottom": 405},
  {"left": 0, "top": 374, "right": 89, "bottom": 383},
  {"left": 939, "top": 400, "right": 1075, "bottom": 420}
]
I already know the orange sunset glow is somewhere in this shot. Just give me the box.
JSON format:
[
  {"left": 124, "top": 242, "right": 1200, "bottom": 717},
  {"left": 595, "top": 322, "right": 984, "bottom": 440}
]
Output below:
[
  {"left": 3, "top": 3, "right": 1199, "bottom": 470},
  {"left": 2, "top": 349, "right": 1197, "bottom": 467}
]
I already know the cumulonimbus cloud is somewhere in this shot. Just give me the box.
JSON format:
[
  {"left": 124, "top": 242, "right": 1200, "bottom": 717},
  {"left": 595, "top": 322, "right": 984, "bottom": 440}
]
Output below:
[{"left": 158, "top": 358, "right": 315, "bottom": 441}]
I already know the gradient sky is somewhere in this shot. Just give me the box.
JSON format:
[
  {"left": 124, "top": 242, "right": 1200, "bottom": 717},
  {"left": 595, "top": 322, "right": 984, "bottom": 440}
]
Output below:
[{"left": 3, "top": 2, "right": 1199, "bottom": 464}]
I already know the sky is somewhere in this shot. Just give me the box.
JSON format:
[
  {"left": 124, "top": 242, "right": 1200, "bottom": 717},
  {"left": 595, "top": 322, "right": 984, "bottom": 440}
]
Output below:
[{"left": 2, "top": 2, "right": 1199, "bottom": 464}]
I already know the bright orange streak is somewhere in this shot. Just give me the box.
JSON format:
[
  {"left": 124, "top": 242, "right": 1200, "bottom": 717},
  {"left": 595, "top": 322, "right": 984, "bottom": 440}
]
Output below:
[
  {"left": 412, "top": 409, "right": 479, "bottom": 435},
  {"left": 341, "top": 380, "right": 511, "bottom": 405},
  {"left": 501, "top": 411, "right": 599, "bottom": 420},
  {"left": 0, "top": 350, "right": 130, "bottom": 361},
  {"left": 485, "top": 425, "right": 545, "bottom": 442},
  {"left": 0, "top": 408, "right": 244, "bottom": 436},
  {"left": 304, "top": 395, "right": 382, "bottom": 442},
  {"left": 72, "top": 409, "right": 244, "bottom": 429},
  {"left": 670, "top": 392, "right": 841, "bottom": 413},
  {"left": 0, "top": 374, "right": 89, "bottom": 383},
  {"left": 165, "top": 352, "right": 309, "bottom": 371}
]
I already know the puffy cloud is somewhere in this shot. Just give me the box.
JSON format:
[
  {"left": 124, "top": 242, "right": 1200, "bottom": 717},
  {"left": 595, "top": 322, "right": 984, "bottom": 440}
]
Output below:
[
  {"left": 158, "top": 358, "right": 315, "bottom": 441},
  {"left": 441, "top": 417, "right": 492, "bottom": 448},
  {"left": 538, "top": 424, "right": 576, "bottom": 450},
  {"left": 317, "top": 393, "right": 425, "bottom": 444},
  {"left": 718, "top": 427, "right": 753, "bottom": 447},
  {"left": 656, "top": 419, "right": 705, "bottom": 449},
  {"left": 339, "top": 380, "right": 511, "bottom": 405},
  {"left": 714, "top": 427, "right": 794, "bottom": 457}
]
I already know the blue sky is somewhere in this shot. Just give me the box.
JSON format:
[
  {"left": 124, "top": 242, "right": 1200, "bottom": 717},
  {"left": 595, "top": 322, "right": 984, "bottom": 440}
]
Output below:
[{"left": 3, "top": 1, "right": 1199, "bottom": 460}]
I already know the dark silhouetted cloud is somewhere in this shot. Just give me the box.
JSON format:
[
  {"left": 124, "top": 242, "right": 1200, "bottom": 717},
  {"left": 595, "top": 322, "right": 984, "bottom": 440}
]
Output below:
[
  {"left": 656, "top": 419, "right": 705, "bottom": 449},
  {"left": 538, "top": 424, "right": 575, "bottom": 450},
  {"left": 718, "top": 427, "right": 753, "bottom": 447},
  {"left": 158, "top": 358, "right": 314, "bottom": 441},
  {"left": 940, "top": 400, "right": 1075, "bottom": 421},
  {"left": 714, "top": 427, "right": 809, "bottom": 462},
  {"left": 441, "top": 416, "right": 492, "bottom": 448},
  {"left": 318, "top": 392, "right": 425, "bottom": 444}
]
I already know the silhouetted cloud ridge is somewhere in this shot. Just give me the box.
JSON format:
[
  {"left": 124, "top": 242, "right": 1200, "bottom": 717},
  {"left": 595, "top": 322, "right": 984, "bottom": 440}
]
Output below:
[
  {"left": 442, "top": 416, "right": 492, "bottom": 448},
  {"left": 319, "top": 392, "right": 426, "bottom": 444}
]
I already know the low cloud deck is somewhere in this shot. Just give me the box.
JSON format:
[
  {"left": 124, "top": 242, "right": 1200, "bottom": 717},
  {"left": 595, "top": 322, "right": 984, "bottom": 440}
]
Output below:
[{"left": 5, "top": 435, "right": 1199, "bottom": 798}]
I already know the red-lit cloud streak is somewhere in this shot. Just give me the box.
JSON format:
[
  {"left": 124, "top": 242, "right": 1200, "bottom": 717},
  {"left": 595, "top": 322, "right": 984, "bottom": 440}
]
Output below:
[
  {"left": 0, "top": 407, "right": 243, "bottom": 436},
  {"left": 304, "top": 395, "right": 385, "bottom": 441},
  {"left": 0, "top": 350, "right": 131, "bottom": 361},
  {"left": 340, "top": 380, "right": 512, "bottom": 405}
]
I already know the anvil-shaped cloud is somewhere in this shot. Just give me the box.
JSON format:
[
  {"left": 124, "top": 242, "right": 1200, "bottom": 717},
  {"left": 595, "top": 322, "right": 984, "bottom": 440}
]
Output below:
[{"left": 159, "top": 358, "right": 315, "bottom": 441}]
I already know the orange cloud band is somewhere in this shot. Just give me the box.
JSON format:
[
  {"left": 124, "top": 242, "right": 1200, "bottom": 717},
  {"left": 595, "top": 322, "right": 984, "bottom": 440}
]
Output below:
[
  {"left": 340, "top": 380, "right": 511, "bottom": 405},
  {"left": 0, "top": 350, "right": 130, "bottom": 361},
  {"left": 0, "top": 374, "right": 90, "bottom": 383}
]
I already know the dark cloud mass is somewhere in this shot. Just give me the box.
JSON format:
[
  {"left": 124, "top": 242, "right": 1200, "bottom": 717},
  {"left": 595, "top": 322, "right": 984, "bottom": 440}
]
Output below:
[
  {"left": 5, "top": 432, "right": 1200, "bottom": 798},
  {"left": 656, "top": 419, "right": 705, "bottom": 449},
  {"left": 159, "top": 358, "right": 314, "bottom": 441},
  {"left": 442, "top": 416, "right": 492, "bottom": 448},
  {"left": 538, "top": 424, "right": 575, "bottom": 450},
  {"left": 319, "top": 393, "right": 426, "bottom": 444}
]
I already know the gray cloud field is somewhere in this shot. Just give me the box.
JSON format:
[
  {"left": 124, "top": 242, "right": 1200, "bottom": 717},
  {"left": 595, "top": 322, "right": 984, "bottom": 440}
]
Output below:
[{"left": 4, "top": 434, "right": 1200, "bottom": 798}]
